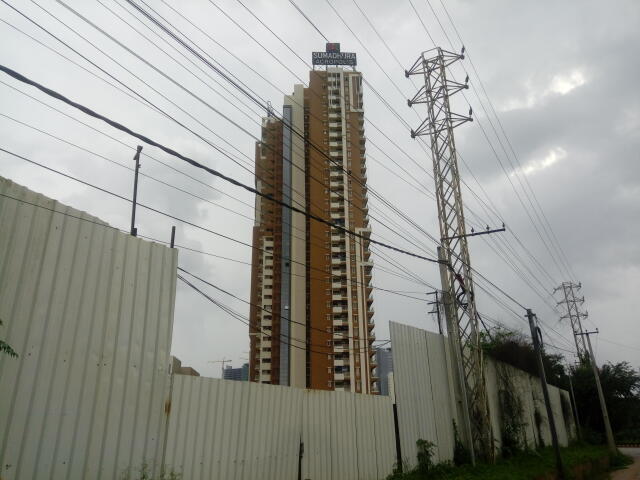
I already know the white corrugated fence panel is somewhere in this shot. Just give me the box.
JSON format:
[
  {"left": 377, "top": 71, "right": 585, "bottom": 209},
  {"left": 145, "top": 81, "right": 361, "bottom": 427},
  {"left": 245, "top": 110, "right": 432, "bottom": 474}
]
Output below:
[
  {"left": 390, "top": 322, "right": 576, "bottom": 465},
  {"left": 389, "top": 322, "right": 457, "bottom": 467},
  {"left": 164, "top": 376, "right": 303, "bottom": 480},
  {"left": 0, "top": 178, "right": 177, "bottom": 479},
  {"left": 165, "top": 377, "right": 396, "bottom": 480},
  {"left": 301, "top": 389, "right": 395, "bottom": 480}
]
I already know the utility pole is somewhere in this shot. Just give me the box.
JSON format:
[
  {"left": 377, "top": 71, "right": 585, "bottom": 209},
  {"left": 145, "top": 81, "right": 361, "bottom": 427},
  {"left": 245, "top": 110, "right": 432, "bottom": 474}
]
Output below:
[
  {"left": 170, "top": 225, "right": 176, "bottom": 248},
  {"left": 527, "top": 309, "right": 565, "bottom": 479},
  {"left": 426, "top": 290, "right": 443, "bottom": 335},
  {"left": 576, "top": 330, "right": 616, "bottom": 454},
  {"left": 130, "top": 145, "right": 143, "bottom": 236},
  {"left": 407, "top": 48, "right": 492, "bottom": 462},
  {"left": 554, "top": 282, "right": 588, "bottom": 360},
  {"left": 438, "top": 247, "right": 476, "bottom": 465},
  {"left": 557, "top": 283, "right": 615, "bottom": 451}
]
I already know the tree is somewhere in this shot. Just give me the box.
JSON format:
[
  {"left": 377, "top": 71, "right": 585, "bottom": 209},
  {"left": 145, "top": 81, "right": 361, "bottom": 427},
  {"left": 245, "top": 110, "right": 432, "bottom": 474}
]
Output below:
[
  {"left": 0, "top": 319, "right": 18, "bottom": 358},
  {"left": 481, "top": 326, "right": 567, "bottom": 387},
  {"left": 571, "top": 361, "right": 640, "bottom": 441}
]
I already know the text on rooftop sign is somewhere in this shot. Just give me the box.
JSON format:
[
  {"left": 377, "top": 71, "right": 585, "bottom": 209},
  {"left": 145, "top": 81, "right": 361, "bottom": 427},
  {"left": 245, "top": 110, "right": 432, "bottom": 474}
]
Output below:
[{"left": 312, "top": 43, "right": 357, "bottom": 66}]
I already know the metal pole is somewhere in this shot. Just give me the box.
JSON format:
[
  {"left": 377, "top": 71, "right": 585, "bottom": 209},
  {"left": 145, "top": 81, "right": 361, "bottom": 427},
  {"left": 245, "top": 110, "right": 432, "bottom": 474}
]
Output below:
[
  {"left": 434, "top": 291, "right": 442, "bottom": 335},
  {"left": 170, "top": 226, "right": 176, "bottom": 248},
  {"left": 567, "top": 374, "right": 582, "bottom": 442},
  {"left": 130, "top": 145, "right": 143, "bottom": 236},
  {"left": 392, "top": 403, "right": 403, "bottom": 472},
  {"left": 427, "top": 290, "right": 443, "bottom": 335},
  {"left": 584, "top": 333, "right": 616, "bottom": 454},
  {"left": 439, "top": 247, "right": 475, "bottom": 465},
  {"left": 527, "top": 309, "right": 565, "bottom": 479}
]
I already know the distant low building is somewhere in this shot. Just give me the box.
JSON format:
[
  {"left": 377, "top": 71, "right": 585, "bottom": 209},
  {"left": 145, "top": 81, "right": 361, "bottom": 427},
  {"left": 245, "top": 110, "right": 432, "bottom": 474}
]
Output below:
[
  {"left": 375, "top": 348, "right": 393, "bottom": 396},
  {"left": 171, "top": 356, "right": 200, "bottom": 377},
  {"left": 223, "top": 363, "right": 249, "bottom": 381}
]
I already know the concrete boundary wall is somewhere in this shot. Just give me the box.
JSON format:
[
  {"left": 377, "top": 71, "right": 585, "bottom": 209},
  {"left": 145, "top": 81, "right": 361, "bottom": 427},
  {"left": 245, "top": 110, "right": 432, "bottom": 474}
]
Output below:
[
  {"left": 0, "top": 178, "right": 177, "bottom": 480},
  {"left": 390, "top": 322, "right": 576, "bottom": 468}
]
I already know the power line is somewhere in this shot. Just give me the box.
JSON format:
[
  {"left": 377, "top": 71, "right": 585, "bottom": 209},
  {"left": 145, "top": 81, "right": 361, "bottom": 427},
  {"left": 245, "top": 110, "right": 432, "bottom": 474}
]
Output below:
[
  {"left": 139, "top": 0, "right": 560, "bottom": 326},
  {"left": 419, "top": 0, "right": 575, "bottom": 283},
  {"left": 71, "top": 0, "right": 446, "bottom": 265},
  {"left": 2, "top": 4, "right": 438, "bottom": 268},
  {"left": 0, "top": 65, "right": 440, "bottom": 264},
  {"left": 177, "top": 273, "right": 389, "bottom": 357},
  {"left": 0, "top": 150, "right": 433, "bottom": 302},
  {"left": 0, "top": 78, "right": 255, "bottom": 212},
  {"left": 287, "top": 0, "right": 329, "bottom": 42},
  {"left": 394, "top": 0, "right": 568, "bottom": 292},
  {"left": 323, "top": 1, "right": 562, "bottom": 307},
  {"left": 7, "top": 1, "right": 560, "bottom": 324},
  {"left": 280, "top": 0, "right": 543, "bottom": 314},
  {"left": 0, "top": 112, "right": 255, "bottom": 221},
  {"left": 127, "top": 0, "right": 451, "bottom": 259},
  {"left": 5, "top": 103, "right": 425, "bottom": 289},
  {"left": 179, "top": 266, "right": 391, "bottom": 345}
]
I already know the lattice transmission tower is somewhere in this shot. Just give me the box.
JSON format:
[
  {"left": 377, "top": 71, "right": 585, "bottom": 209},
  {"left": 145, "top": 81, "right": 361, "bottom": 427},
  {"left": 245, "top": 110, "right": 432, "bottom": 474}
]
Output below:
[
  {"left": 405, "top": 48, "right": 492, "bottom": 462},
  {"left": 555, "top": 282, "right": 589, "bottom": 359}
]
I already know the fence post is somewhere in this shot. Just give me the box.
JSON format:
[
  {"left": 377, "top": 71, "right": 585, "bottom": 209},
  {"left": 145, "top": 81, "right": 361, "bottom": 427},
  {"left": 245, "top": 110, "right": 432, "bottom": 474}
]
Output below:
[{"left": 392, "top": 403, "right": 403, "bottom": 472}]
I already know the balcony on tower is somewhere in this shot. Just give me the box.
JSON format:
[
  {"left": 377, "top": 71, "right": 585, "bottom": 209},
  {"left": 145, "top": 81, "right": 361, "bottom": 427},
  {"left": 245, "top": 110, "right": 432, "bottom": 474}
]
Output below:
[{"left": 332, "top": 300, "right": 348, "bottom": 313}]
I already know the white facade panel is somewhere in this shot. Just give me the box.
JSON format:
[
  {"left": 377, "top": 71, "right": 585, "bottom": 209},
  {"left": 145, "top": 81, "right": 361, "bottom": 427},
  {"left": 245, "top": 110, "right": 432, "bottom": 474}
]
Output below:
[{"left": 0, "top": 177, "right": 177, "bottom": 479}]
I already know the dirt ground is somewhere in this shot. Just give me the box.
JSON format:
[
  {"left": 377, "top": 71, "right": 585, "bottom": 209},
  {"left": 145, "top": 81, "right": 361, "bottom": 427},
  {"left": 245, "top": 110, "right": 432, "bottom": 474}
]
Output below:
[{"left": 610, "top": 448, "right": 640, "bottom": 480}]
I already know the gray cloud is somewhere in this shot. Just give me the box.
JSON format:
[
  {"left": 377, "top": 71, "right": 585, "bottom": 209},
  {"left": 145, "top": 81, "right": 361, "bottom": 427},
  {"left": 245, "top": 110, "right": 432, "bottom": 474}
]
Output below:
[{"left": 1, "top": 0, "right": 638, "bottom": 377}]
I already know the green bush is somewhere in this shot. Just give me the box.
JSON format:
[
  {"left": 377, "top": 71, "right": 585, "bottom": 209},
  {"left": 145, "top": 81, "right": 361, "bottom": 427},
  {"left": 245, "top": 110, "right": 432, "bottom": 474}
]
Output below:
[{"left": 386, "top": 444, "right": 611, "bottom": 480}]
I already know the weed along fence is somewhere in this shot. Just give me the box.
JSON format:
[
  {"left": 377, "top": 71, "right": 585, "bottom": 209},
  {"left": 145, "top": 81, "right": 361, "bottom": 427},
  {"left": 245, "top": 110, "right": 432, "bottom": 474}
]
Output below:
[
  {"left": 0, "top": 179, "right": 576, "bottom": 479},
  {"left": 390, "top": 322, "right": 576, "bottom": 470}
]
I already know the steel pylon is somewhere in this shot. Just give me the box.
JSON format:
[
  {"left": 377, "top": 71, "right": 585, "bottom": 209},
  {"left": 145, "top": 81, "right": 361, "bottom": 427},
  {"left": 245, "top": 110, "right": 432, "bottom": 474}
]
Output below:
[
  {"left": 554, "top": 282, "right": 589, "bottom": 360},
  {"left": 406, "top": 47, "right": 493, "bottom": 462}
]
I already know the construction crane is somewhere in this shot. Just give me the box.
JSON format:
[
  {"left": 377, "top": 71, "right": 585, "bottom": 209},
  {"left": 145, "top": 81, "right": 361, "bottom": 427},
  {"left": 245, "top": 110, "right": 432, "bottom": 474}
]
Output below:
[{"left": 208, "top": 357, "right": 232, "bottom": 378}]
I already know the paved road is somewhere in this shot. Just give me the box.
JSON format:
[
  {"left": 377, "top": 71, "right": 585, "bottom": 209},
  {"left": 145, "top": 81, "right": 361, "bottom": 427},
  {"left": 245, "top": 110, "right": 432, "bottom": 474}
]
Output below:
[{"left": 610, "top": 448, "right": 640, "bottom": 480}]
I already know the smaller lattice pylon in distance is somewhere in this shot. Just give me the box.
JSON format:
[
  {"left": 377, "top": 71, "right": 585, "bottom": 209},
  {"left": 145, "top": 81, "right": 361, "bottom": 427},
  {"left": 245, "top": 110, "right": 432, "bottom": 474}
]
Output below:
[{"left": 554, "top": 281, "right": 589, "bottom": 360}]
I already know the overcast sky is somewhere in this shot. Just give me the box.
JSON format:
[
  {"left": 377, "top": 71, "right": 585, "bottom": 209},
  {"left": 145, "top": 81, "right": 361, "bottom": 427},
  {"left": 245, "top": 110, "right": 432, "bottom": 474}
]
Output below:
[{"left": 1, "top": 0, "right": 638, "bottom": 378}]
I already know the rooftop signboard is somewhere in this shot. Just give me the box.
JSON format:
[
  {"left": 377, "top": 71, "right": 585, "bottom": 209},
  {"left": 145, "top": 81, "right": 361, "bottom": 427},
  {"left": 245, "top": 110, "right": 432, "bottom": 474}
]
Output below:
[{"left": 312, "top": 43, "right": 357, "bottom": 66}]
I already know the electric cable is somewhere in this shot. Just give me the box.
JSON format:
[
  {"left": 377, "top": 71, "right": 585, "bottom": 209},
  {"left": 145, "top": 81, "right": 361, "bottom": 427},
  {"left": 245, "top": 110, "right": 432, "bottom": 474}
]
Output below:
[
  {"left": 0, "top": 112, "right": 255, "bottom": 221},
  {"left": 48, "top": 0, "right": 443, "bottom": 265},
  {"left": 177, "top": 273, "right": 389, "bottom": 357},
  {"left": 3, "top": 0, "right": 576, "bottom": 332},
  {"left": 0, "top": 150, "right": 434, "bottom": 301},
  {"left": 0, "top": 66, "right": 441, "bottom": 263},
  {"left": 413, "top": 0, "right": 575, "bottom": 283},
  {"left": 179, "top": 266, "right": 387, "bottom": 345}
]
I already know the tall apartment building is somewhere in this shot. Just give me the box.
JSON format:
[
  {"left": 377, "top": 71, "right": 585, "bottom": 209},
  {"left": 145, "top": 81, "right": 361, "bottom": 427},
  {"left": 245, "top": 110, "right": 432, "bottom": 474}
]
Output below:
[{"left": 249, "top": 47, "right": 376, "bottom": 394}]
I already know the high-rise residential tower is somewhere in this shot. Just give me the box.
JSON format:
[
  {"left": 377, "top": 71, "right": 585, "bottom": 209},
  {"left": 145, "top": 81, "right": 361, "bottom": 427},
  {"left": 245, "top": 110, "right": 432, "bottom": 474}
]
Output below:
[{"left": 249, "top": 45, "right": 376, "bottom": 394}]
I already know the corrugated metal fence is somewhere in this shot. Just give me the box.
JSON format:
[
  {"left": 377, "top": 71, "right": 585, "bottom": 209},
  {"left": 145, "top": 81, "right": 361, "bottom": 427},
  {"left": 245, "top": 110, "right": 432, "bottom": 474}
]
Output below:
[
  {"left": 163, "top": 375, "right": 396, "bottom": 480},
  {"left": 0, "top": 179, "right": 576, "bottom": 479},
  {"left": 390, "top": 322, "right": 458, "bottom": 465},
  {"left": 390, "top": 322, "right": 576, "bottom": 469},
  {"left": 0, "top": 178, "right": 177, "bottom": 480}
]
